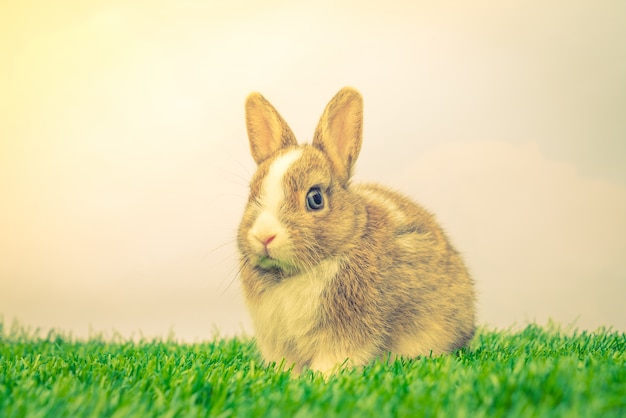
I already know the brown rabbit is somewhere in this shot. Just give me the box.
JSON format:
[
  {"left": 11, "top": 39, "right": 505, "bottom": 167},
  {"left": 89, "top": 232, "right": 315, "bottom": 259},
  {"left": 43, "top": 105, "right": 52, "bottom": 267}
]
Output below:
[{"left": 237, "top": 87, "right": 475, "bottom": 374}]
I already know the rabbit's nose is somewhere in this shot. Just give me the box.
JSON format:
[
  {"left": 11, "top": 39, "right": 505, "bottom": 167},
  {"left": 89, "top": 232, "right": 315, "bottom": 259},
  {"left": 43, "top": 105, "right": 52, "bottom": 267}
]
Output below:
[
  {"left": 258, "top": 234, "right": 276, "bottom": 253},
  {"left": 262, "top": 234, "right": 276, "bottom": 246}
]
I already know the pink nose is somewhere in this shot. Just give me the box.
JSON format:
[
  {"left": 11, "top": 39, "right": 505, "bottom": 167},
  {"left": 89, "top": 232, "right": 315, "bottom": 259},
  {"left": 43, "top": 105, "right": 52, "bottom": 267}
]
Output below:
[{"left": 261, "top": 234, "right": 276, "bottom": 247}]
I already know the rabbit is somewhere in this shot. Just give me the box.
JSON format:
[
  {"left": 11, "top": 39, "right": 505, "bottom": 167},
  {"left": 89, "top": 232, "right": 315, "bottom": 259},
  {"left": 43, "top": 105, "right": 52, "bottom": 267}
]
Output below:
[{"left": 237, "top": 87, "right": 476, "bottom": 374}]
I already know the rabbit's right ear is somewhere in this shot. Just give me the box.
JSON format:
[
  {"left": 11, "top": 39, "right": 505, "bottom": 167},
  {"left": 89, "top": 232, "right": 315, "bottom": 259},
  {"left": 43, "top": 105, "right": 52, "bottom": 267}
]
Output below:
[{"left": 245, "top": 92, "right": 297, "bottom": 165}]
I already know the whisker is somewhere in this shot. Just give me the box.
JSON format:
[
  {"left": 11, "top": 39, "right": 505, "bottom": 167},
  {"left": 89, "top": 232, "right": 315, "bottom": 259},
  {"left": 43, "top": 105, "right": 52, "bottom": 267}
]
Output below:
[
  {"left": 219, "top": 261, "right": 244, "bottom": 296},
  {"left": 208, "top": 239, "right": 237, "bottom": 255}
]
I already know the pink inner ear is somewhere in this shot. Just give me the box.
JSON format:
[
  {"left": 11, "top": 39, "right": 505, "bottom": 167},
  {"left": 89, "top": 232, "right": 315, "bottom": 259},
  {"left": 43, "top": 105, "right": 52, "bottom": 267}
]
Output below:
[
  {"left": 246, "top": 101, "right": 283, "bottom": 164},
  {"left": 245, "top": 93, "right": 298, "bottom": 165},
  {"left": 321, "top": 95, "right": 363, "bottom": 180},
  {"left": 328, "top": 114, "right": 351, "bottom": 159},
  {"left": 256, "top": 117, "right": 283, "bottom": 161}
]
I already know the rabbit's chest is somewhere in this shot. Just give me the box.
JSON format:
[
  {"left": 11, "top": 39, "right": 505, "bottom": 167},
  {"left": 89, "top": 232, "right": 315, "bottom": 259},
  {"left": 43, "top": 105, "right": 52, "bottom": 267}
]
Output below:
[{"left": 251, "top": 258, "right": 341, "bottom": 340}]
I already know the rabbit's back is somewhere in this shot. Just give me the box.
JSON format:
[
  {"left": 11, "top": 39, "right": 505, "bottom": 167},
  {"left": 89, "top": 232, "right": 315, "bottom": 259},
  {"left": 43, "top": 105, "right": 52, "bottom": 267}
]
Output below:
[{"left": 347, "top": 183, "right": 476, "bottom": 355}]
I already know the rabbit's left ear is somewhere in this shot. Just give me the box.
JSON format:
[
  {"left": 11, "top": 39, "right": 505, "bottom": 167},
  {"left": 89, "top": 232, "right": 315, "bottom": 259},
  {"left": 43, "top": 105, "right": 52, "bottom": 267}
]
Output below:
[
  {"left": 313, "top": 87, "right": 363, "bottom": 185},
  {"left": 245, "top": 92, "right": 297, "bottom": 165}
]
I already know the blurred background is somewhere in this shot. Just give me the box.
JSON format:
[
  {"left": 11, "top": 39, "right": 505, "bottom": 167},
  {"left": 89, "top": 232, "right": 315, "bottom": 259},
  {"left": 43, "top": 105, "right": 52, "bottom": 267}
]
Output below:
[{"left": 1, "top": 0, "right": 625, "bottom": 341}]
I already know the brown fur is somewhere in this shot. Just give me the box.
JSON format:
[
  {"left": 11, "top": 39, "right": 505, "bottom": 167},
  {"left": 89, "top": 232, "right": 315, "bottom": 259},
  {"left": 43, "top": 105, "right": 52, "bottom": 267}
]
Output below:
[{"left": 237, "top": 87, "right": 476, "bottom": 374}]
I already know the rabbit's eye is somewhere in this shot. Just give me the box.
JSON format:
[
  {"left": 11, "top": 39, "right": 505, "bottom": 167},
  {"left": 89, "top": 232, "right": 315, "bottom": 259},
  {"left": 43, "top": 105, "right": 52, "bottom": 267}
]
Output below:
[{"left": 305, "top": 187, "right": 324, "bottom": 211}]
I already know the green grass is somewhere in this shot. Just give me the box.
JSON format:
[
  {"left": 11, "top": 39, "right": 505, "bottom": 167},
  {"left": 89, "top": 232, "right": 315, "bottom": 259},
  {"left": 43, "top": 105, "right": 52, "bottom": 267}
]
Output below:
[{"left": 0, "top": 322, "right": 624, "bottom": 417}]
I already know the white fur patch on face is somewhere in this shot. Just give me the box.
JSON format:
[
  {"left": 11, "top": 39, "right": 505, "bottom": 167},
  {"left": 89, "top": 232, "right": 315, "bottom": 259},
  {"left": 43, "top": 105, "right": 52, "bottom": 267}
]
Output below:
[
  {"left": 260, "top": 148, "right": 303, "bottom": 216},
  {"left": 248, "top": 149, "right": 303, "bottom": 255}
]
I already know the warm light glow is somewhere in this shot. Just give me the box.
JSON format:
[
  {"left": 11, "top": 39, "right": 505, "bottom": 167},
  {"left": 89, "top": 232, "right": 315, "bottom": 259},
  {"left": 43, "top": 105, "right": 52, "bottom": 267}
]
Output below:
[{"left": 1, "top": 0, "right": 625, "bottom": 340}]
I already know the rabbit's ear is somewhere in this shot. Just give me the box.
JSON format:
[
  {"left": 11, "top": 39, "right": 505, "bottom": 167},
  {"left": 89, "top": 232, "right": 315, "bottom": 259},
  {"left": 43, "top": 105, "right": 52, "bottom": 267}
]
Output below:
[
  {"left": 313, "top": 87, "right": 363, "bottom": 185},
  {"left": 245, "top": 92, "right": 297, "bottom": 165}
]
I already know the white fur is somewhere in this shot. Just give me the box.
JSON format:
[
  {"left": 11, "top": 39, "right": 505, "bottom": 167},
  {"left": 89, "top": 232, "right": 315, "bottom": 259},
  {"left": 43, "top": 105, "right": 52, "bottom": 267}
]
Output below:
[
  {"left": 248, "top": 149, "right": 303, "bottom": 251},
  {"left": 392, "top": 320, "right": 448, "bottom": 357},
  {"left": 354, "top": 185, "right": 407, "bottom": 224},
  {"left": 250, "top": 257, "right": 342, "bottom": 364},
  {"left": 261, "top": 148, "right": 303, "bottom": 215},
  {"left": 309, "top": 340, "right": 377, "bottom": 374}
]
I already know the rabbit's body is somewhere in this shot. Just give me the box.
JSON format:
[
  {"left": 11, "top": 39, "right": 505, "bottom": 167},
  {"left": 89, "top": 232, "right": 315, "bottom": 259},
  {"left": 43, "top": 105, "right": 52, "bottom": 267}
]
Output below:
[{"left": 238, "top": 88, "right": 475, "bottom": 373}]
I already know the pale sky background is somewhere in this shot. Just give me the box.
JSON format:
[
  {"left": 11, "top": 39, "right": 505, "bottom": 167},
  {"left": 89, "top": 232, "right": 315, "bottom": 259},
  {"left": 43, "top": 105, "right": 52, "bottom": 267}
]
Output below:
[{"left": 1, "top": 1, "right": 625, "bottom": 341}]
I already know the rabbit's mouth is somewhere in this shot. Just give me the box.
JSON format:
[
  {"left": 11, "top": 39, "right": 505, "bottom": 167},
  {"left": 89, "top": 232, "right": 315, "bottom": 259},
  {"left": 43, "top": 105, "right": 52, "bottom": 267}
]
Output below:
[{"left": 255, "top": 254, "right": 299, "bottom": 275}]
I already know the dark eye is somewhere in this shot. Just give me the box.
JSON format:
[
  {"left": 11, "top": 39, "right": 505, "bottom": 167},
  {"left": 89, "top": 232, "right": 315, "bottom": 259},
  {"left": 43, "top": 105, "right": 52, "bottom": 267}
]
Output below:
[{"left": 305, "top": 187, "right": 324, "bottom": 211}]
